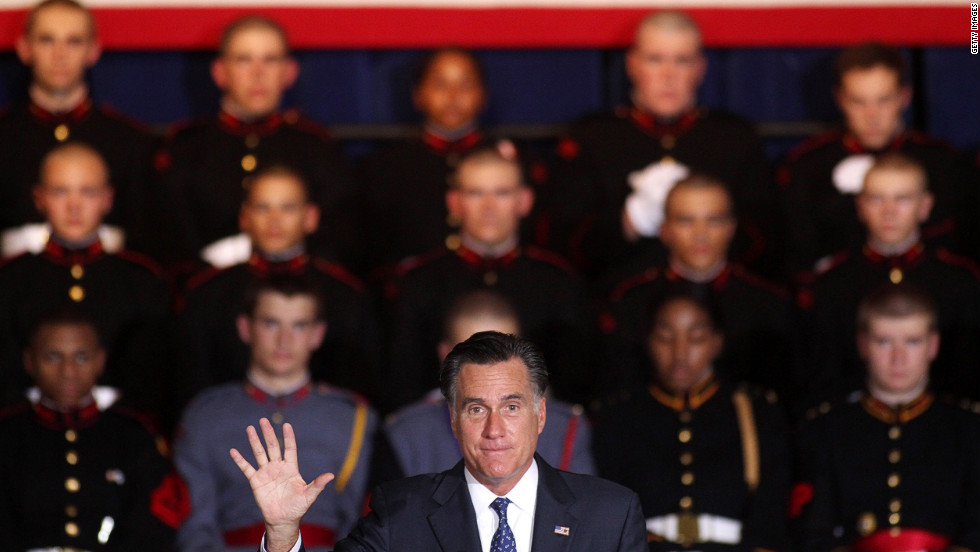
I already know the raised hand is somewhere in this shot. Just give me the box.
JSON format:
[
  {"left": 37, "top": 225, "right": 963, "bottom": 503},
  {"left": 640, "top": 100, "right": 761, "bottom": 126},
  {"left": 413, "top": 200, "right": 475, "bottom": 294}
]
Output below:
[{"left": 230, "top": 418, "right": 335, "bottom": 552}]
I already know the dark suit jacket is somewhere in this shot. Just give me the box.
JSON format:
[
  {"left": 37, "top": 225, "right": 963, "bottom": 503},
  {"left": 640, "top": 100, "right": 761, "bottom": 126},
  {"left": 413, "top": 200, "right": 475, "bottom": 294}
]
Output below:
[{"left": 298, "top": 454, "right": 645, "bottom": 552}]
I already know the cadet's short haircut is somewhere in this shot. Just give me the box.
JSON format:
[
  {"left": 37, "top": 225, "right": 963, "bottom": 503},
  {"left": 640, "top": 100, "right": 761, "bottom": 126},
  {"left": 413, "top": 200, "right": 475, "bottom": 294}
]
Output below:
[
  {"left": 856, "top": 282, "right": 938, "bottom": 334},
  {"left": 218, "top": 15, "right": 290, "bottom": 57},
  {"left": 633, "top": 10, "right": 702, "bottom": 51},
  {"left": 450, "top": 142, "right": 524, "bottom": 190},
  {"left": 440, "top": 331, "right": 548, "bottom": 415},
  {"left": 414, "top": 47, "right": 485, "bottom": 89},
  {"left": 24, "top": 0, "right": 95, "bottom": 38},
  {"left": 862, "top": 152, "right": 929, "bottom": 193},
  {"left": 27, "top": 304, "right": 104, "bottom": 349},
  {"left": 242, "top": 164, "right": 312, "bottom": 205},
  {"left": 241, "top": 274, "right": 325, "bottom": 322},
  {"left": 38, "top": 141, "right": 111, "bottom": 189},
  {"left": 834, "top": 42, "right": 908, "bottom": 86},
  {"left": 441, "top": 289, "right": 520, "bottom": 342},
  {"left": 646, "top": 287, "right": 725, "bottom": 339},
  {"left": 664, "top": 172, "right": 733, "bottom": 219}
]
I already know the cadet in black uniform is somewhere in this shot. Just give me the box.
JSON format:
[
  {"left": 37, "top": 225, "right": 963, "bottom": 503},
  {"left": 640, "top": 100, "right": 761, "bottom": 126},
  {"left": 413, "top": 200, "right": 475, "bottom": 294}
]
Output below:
[
  {"left": 0, "top": 143, "right": 170, "bottom": 418},
  {"left": 0, "top": 307, "right": 185, "bottom": 550},
  {"left": 802, "top": 154, "right": 980, "bottom": 407},
  {"left": 178, "top": 165, "right": 381, "bottom": 406},
  {"left": 0, "top": 0, "right": 155, "bottom": 258},
  {"left": 793, "top": 283, "right": 980, "bottom": 552},
  {"left": 549, "top": 11, "right": 775, "bottom": 278},
  {"left": 601, "top": 174, "right": 794, "bottom": 402},
  {"left": 594, "top": 291, "right": 791, "bottom": 552},
  {"left": 386, "top": 144, "right": 592, "bottom": 408},
  {"left": 155, "top": 16, "right": 358, "bottom": 269},
  {"left": 779, "top": 42, "right": 976, "bottom": 280}
]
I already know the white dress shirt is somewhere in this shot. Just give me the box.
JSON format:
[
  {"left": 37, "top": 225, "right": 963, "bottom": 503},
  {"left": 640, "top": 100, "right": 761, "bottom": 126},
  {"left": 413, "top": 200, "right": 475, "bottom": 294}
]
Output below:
[{"left": 465, "top": 458, "right": 539, "bottom": 552}]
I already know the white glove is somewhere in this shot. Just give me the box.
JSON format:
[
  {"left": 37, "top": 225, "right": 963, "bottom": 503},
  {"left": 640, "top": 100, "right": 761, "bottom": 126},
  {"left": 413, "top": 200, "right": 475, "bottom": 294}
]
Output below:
[
  {"left": 832, "top": 154, "right": 875, "bottom": 195},
  {"left": 624, "top": 161, "right": 689, "bottom": 237},
  {"left": 201, "top": 232, "right": 252, "bottom": 268}
]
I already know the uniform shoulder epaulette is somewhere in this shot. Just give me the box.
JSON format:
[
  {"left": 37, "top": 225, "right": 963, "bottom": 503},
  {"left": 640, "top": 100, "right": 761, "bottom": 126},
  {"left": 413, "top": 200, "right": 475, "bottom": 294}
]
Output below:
[
  {"left": 0, "top": 250, "right": 32, "bottom": 270},
  {"left": 523, "top": 245, "right": 576, "bottom": 273},
  {"left": 184, "top": 264, "right": 228, "bottom": 294},
  {"left": 0, "top": 401, "right": 31, "bottom": 424},
  {"left": 783, "top": 128, "right": 845, "bottom": 165},
  {"left": 813, "top": 248, "right": 852, "bottom": 277},
  {"left": 283, "top": 109, "right": 332, "bottom": 141},
  {"left": 96, "top": 103, "right": 150, "bottom": 133},
  {"left": 934, "top": 248, "right": 980, "bottom": 279},
  {"left": 393, "top": 246, "right": 450, "bottom": 278},
  {"left": 608, "top": 266, "right": 662, "bottom": 304},
  {"left": 311, "top": 257, "right": 365, "bottom": 292},
  {"left": 730, "top": 264, "right": 789, "bottom": 297},
  {"left": 115, "top": 249, "right": 164, "bottom": 277},
  {"left": 804, "top": 401, "right": 834, "bottom": 421},
  {"left": 106, "top": 404, "right": 170, "bottom": 456},
  {"left": 902, "top": 129, "right": 956, "bottom": 151},
  {"left": 314, "top": 382, "right": 371, "bottom": 408},
  {"left": 161, "top": 115, "right": 212, "bottom": 142}
]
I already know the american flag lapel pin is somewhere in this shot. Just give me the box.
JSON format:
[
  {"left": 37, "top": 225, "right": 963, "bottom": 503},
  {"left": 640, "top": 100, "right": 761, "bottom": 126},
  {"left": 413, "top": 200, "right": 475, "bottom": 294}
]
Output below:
[{"left": 554, "top": 525, "right": 570, "bottom": 536}]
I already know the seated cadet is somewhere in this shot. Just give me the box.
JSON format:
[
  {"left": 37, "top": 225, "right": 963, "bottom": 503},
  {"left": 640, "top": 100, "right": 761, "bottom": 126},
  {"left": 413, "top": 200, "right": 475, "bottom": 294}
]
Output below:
[
  {"left": 156, "top": 15, "right": 357, "bottom": 270},
  {"left": 0, "top": 0, "right": 155, "bottom": 259},
  {"left": 383, "top": 289, "right": 595, "bottom": 480},
  {"left": 793, "top": 283, "right": 980, "bottom": 552},
  {"left": 594, "top": 290, "right": 791, "bottom": 552},
  {"left": 0, "top": 306, "right": 185, "bottom": 550},
  {"left": 601, "top": 173, "right": 793, "bottom": 402},
  {"left": 385, "top": 143, "right": 592, "bottom": 408},
  {"left": 0, "top": 143, "right": 169, "bottom": 418},
  {"left": 175, "top": 275, "right": 376, "bottom": 552},
  {"left": 779, "top": 42, "right": 976, "bottom": 279},
  {"left": 803, "top": 153, "right": 979, "bottom": 407},
  {"left": 549, "top": 10, "right": 775, "bottom": 278},
  {"left": 177, "top": 165, "right": 380, "bottom": 406}
]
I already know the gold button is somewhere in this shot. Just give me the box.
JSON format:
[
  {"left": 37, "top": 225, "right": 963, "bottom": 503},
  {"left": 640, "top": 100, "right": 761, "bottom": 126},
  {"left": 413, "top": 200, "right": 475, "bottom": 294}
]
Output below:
[
  {"left": 681, "top": 472, "right": 695, "bottom": 486},
  {"left": 445, "top": 234, "right": 461, "bottom": 250},
  {"left": 678, "top": 411, "right": 691, "bottom": 423},
  {"left": 65, "top": 429, "right": 78, "bottom": 442},
  {"left": 887, "top": 474, "right": 900, "bottom": 488},
  {"left": 70, "top": 264, "right": 84, "bottom": 279},
  {"left": 483, "top": 271, "right": 498, "bottom": 286},
  {"left": 889, "top": 268, "right": 903, "bottom": 284},
  {"left": 888, "top": 426, "right": 901, "bottom": 440},
  {"left": 65, "top": 521, "right": 79, "bottom": 536},
  {"left": 271, "top": 412, "right": 284, "bottom": 425},
  {"left": 678, "top": 429, "right": 692, "bottom": 443},
  {"left": 679, "top": 452, "right": 693, "bottom": 466},
  {"left": 66, "top": 505, "right": 78, "bottom": 517},
  {"left": 66, "top": 450, "right": 79, "bottom": 465},
  {"left": 889, "top": 449, "right": 901, "bottom": 464},
  {"left": 889, "top": 513, "right": 900, "bottom": 525},
  {"left": 679, "top": 496, "right": 692, "bottom": 510},
  {"left": 69, "top": 285, "right": 85, "bottom": 302},
  {"left": 65, "top": 477, "right": 80, "bottom": 492},
  {"left": 661, "top": 135, "right": 676, "bottom": 149},
  {"left": 889, "top": 499, "right": 901, "bottom": 512},
  {"left": 54, "top": 124, "right": 70, "bottom": 141},
  {"left": 245, "top": 133, "right": 260, "bottom": 148},
  {"left": 241, "top": 154, "right": 257, "bottom": 172}
]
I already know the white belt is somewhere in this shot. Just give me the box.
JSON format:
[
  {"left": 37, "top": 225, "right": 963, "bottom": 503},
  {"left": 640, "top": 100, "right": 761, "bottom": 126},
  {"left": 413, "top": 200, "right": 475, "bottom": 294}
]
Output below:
[{"left": 646, "top": 514, "right": 742, "bottom": 545}]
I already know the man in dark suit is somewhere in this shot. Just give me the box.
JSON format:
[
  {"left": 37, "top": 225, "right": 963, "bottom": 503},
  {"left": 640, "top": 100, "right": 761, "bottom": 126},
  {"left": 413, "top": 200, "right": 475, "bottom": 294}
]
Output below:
[{"left": 231, "top": 331, "right": 646, "bottom": 552}]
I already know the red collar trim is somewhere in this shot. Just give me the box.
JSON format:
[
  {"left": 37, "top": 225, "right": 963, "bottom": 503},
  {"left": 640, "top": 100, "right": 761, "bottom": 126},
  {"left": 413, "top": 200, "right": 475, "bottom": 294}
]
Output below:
[
  {"left": 218, "top": 110, "right": 284, "bottom": 137},
  {"left": 665, "top": 263, "right": 732, "bottom": 291},
  {"left": 247, "top": 252, "right": 309, "bottom": 275},
  {"left": 29, "top": 97, "right": 92, "bottom": 125},
  {"left": 628, "top": 106, "right": 700, "bottom": 139},
  {"left": 33, "top": 400, "right": 100, "bottom": 430},
  {"left": 42, "top": 239, "right": 105, "bottom": 266},
  {"left": 842, "top": 131, "right": 907, "bottom": 154},
  {"left": 244, "top": 381, "right": 313, "bottom": 408},
  {"left": 649, "top": 376, "right": 720, "bottom": 412},
  {"left": 861, "top": 391, "right": 933, "bottom": 424},
  {"left": 422, "top": 128, "right": 483, "bottom": 155},
  {"left": 862, "top": 242, "right": 925, "bottom": 266},
  {"left": 455, "top": 243, "right": 521, "bottom": 271}
]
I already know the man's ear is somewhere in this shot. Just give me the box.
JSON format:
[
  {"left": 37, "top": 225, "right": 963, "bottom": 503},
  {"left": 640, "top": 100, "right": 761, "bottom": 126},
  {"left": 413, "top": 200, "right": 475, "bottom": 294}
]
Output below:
[
  {"left": 84, "top": 39, "right": 102, "bottom": 68},
  {"left": 236, "top": 315, "right": 253, "bottom": 345},
  {"left": 916, "top": 192, "right": 934, "bottom": 222},
  {"left": 15, "top": 35, "right": 33, "bottom": 65},
  {"left": 308, "top": 321, "right": 327, "bottom": 350},
  {"left": 446, "top": 189, "right": 462, "bottom": 221},
  {"left": 898, "top": 84, "right": 912, "bottom": 110},
  {"left": 22, "top": 349, "right": 37, "bottom": 379},
  {"left": 281, "top": 57, "right": 299, "bottom": 90},
  {"left": 856, "top": 332, "right": 869, "bottom": 361},
  {"left": 516, "top": 186, "right": 534, "bottom": 218},
  {"left": 32, "top": 184, "right": 47, "bottom": 215},
  {"left": 302, "top": 204, "right": 320, "bottom": 236},
  {"left": 211, "top": 58, "right": 229, "bottom": 90},
  {"left": 536, "top": 397, "right": 546, "bottom": 435}
]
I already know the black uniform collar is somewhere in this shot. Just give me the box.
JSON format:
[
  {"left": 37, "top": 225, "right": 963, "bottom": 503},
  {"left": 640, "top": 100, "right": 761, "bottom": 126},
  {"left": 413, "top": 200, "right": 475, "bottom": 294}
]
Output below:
[
  {"left": 42, "top": 237, "right": 105, "bottom": 266},
  {"left": 455, "top": 242, "right": 521, "bottom": 271},
  {"left": 244, "top": 380, "right": 313, "bottom": 408},
  {"left": 28, "top": 97, "right": 93, "bottom": 125},
  {"left": 860, "top": 390, "right": 933, "bottom": 424},
  {"left": 218, "top": 109, "right": 284, "bottom": 137},
  {"left": 649, "top": 373, "right": 721, "bottom": 412},
  {"left": 422, "top": 127, "right": 483, "bottom": 156},
  {"left": 862, "top": 241, "right": 926, "bottom": 267},
  {"left": 33, "top": 397, "right": 101, "bottom": 430},
  {"left": 665, "top": 262, "right": 733, "bottom": 291},
  {"left": 842, "top": 129, "right": 907, "bottom": 155},
  {"left": 247, "top": 250, "right": 309, "bottom": 275},
  {"left": 627, "top": 105, "right": 701, "bottom": 139}
]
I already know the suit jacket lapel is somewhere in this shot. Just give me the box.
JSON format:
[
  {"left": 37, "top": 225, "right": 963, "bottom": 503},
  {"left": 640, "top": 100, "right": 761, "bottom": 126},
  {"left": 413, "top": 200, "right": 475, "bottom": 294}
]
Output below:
[
  {"left": 531, "top": 455, "right": 578, "bottom": 552},
  {"left": 428, "top": 461, "right": 483, "bottom": 552}
]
